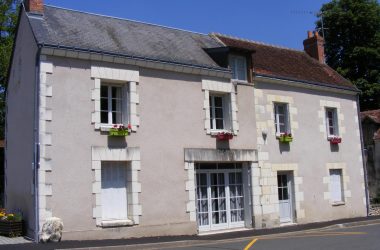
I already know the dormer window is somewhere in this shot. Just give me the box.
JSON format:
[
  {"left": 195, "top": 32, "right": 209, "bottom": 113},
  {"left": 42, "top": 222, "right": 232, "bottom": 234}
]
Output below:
[{"left": 229, "top": 55, "right": 247, "bottom": 81}]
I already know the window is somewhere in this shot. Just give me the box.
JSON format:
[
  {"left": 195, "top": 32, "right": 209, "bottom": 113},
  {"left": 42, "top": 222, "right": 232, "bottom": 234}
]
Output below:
[
  {"left": 101, "top": 162, "right": 128, "bottom": 221},
  {"left": 274, "top": 103, "right": 290, "bottom": 134},
  {"left": 325, "top": 108, "right": 339, "bottom": 136},
  {"left": 100, "top": 84, "right": 127, "bottom": 125},
  {"left": 329, "top": 169, "right": 344, "bottom": 203},
  {"left": 209, "top": 94, "right": 231, "bottom": 131},
  {"left": 229, "top": 55, "right": 247, "bottom": 81}
]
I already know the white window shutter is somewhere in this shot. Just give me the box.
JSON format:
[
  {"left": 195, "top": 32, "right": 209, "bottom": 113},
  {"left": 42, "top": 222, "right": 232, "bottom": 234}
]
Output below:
[
  {"left": 330, "top": 170, "right": 343, "bottom": 202},
  {"left": 122, "top": 84, "right": 129, "bottom": 126},
  {"left": 223, "top": 95, "right": 232, "bottom": 131},
  {"left": 285, "top": 104, "right": 291, "bottom": 133}
]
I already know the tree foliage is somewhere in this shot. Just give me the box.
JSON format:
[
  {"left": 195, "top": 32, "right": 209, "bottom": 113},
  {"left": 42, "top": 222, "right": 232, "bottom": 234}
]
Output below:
[
  {"left": 0, "top": 0, "right": 19, "bottom": 138},
  {"left": 316, "top": 0, "right": 380, "bottom": 111}
]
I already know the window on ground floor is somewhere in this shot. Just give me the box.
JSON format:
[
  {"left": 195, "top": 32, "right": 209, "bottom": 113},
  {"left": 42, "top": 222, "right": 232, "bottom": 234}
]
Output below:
[
  {"left": 101, "top": 161, "right": 128, "bottom": 220},
  {"left": 329, "top": 169, "right": 344, "bottom": 203}
]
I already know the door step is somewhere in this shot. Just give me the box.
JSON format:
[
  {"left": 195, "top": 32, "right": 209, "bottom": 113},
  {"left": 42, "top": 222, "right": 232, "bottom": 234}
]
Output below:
[{"left": 198, "top": 227, "right": 249, "bottom": 236}]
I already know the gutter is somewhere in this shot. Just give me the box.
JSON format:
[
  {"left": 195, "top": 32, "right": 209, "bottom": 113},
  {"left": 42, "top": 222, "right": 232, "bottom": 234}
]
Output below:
[
  {"left": 357, "top": 94, "right": 370, "bottom": 216},
  {"left": 33, "top": 46, "right": 42, "bottom": 243},
  {"left": 255, "top": 74, "right": 359, "bottom": 94}
]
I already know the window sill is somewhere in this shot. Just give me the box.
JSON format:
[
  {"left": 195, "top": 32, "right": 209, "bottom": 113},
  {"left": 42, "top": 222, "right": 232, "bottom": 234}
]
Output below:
[
  {"left": 331, "top": 201, "right": 345, "bottom": 206},
  {"left": 231, "top": 79, "right": 248, "bottom": 84},
  {"left": 101, "top": 219, "right": 134, "bottom": 228},
  {"left": 327, "top": 135, "right": 340, "bottom": 139}
]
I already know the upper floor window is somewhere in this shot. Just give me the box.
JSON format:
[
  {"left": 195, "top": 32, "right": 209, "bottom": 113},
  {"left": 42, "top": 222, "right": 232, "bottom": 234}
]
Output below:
[
  {"left": 274, "top": 103, "right": 290, "bottom": 135},
  {"left": 209, "top": 94, "right": 231, "bottom": 131},
  {"left": 229, "top": 55, "right": 247, "bottom": 81},
  {"left": 101, "top": 84, "right": 125, "bottom": 125},
  {"left": 325, "top": 108, "right": 339, "bottom": 136}
]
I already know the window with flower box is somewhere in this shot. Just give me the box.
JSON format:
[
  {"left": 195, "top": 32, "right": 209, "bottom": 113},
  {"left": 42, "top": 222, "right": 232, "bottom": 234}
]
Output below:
[
  {"left": 209, "top": 94, "right": 232, "bottom": 131},
  {"left": 100, "top": 83, "right": 129, "bottom": 129},
  {"left": 274, "top": 103, "right": 290, "bottom": 135},
  {"left": 325, "top": 107, "right": 339, "bottom": 137}
]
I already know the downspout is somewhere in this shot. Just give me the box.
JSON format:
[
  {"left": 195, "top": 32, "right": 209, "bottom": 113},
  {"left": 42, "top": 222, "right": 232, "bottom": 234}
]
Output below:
[
  {"left": 356, "top": 94, "right": 370, "bottom": 216},
  {"left": 33, "top": 45, "right": 42, "bottom": 242}
]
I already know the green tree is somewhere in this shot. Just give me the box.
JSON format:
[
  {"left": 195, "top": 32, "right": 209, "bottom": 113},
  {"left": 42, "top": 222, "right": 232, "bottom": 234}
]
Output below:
[
  {"left": 316, "top": 0, "right": 380, "bottom": 111},
  {"left": 0, "top": 0, "right": 19, "bottom": 138}
]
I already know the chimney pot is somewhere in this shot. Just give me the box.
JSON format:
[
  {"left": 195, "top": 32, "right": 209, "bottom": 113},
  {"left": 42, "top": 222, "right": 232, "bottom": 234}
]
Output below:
[
  {"left": 25, "top": 0, "right": 44, "bottom": 14},
  {"left": 303, "top": 30, "right": 325, "bottom": 63}
]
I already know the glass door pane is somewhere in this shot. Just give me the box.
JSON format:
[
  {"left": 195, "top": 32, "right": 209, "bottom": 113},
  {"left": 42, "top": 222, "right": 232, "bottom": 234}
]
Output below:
[
  {"left": 210, "top": 173, "right": 227, "bottom": 226},
  {"left": 196, "top": 173, "right": 209, "bottom": 227},
  {"left": 229, "top": 172, "right": 244, "bottom": 223}
]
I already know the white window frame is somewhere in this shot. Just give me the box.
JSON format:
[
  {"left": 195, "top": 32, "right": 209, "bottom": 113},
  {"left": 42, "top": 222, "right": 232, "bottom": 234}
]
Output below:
[
  {"left": 329, "top": 169, "right": 344, "bottom": 204},
  {"left": 325, "top": 107, "right": 339, "bottom": 137},
  {"left": 274, "top": 102, "right": 290, "bottom": 136},
  {"left": 100, "top": 82, "right": 129, "bottom": 130},
  {"left": 209, "top": 93, "right": 232, "bottom": 132},
  {"left": 229, "top": 55, "right": 247, "bottom": 82}
]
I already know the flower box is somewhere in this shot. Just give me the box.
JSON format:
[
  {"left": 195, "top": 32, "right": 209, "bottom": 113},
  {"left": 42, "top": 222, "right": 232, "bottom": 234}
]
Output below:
[
  {"left": 216, "top": 131, "right": 234, "bottom": 141},
  {"left": 278, "top": 133, "right": 293, "bottom": 143},
  {"left": 0, "top": 220, "right": 22, "bottom": 237},
  {"left": 328, "top": 136, "right": 342, "bottom": 144},
  {"left": 108, "top": 124, "right": 131, "bottom": 137}
]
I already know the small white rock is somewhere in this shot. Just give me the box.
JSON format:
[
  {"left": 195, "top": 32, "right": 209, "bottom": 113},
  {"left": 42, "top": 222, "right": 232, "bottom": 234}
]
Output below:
[{"left": 40, "top": 217, "right": 64, "bottom": 243}]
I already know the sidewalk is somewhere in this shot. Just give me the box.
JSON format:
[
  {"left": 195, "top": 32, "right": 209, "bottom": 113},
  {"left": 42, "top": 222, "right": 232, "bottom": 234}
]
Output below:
[
  {"left": 1, "top": 215, "right": 380, "bottom": 250},
  {"left": 0, "top": 235, "right": 31, "bottom": 245}
]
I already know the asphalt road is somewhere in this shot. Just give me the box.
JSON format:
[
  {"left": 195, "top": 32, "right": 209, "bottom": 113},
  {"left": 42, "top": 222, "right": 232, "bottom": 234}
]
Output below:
[
  {"left": 161, "top": 222, "right": 380, "bottom": 250},
  {"left": 1, "top": 218, "right": 380, "bottom": 250}
]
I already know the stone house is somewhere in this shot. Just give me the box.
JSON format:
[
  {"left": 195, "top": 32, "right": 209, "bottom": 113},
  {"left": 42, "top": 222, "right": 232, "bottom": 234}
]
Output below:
[
  {"left": 361, "top": 109, "right": 380, "bottom": 201},
  {"left": 5, "top": 0, "right": 367, "bottom": 241}
]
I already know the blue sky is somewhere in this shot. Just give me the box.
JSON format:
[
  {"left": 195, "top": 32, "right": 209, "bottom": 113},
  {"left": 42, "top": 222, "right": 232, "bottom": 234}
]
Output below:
[{"left": 44, "top": 0, "right": 331, "bottom": 50}]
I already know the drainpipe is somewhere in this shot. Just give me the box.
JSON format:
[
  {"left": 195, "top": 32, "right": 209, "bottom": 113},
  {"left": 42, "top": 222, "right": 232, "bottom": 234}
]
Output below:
[
  {"left": 33, "top": 46, "right": 42, "bottom": 242},
  {"left": 356, "top": 94, "right": 370, "bottom": 216}
]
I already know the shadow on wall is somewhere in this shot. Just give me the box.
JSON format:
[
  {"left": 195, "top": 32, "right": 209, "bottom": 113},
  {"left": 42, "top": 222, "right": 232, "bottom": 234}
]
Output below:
[
  {"left": 279, "top": 142, "right": 290, "bottom": 153},
  {"left": 107, "top": 136, "right": 128, "bottom": 148},
  {"left": 330, "top": 144, "right": 339, "bottom": 152}
]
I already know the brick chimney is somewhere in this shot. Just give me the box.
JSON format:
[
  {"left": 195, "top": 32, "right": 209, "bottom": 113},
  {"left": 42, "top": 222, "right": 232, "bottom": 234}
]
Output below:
[
  {"left": 24, "top": 0, "right": 44, "bottom": 14},
  {"left": 303, "top": 30, "right": 325, "bottom": 63}
]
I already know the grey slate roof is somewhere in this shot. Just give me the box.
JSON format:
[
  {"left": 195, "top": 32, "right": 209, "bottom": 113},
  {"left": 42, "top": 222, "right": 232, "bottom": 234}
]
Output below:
[{"left": 28, "top": 5, "right": 225, "bottom": 71}]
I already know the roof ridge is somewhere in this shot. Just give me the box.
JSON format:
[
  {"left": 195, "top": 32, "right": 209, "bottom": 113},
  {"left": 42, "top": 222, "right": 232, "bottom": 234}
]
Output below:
[
  {"left": 43, "top": 4, "right": 209, "bottom": 37},
  {"left": 212, "top": 32, "right": 305, "bottom": 53}
]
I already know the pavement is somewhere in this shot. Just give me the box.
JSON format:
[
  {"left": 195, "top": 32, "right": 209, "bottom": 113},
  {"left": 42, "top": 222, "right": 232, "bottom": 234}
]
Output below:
[
  {"left": 0, "top": 215, "right": 379, "bottom": 250},
  {"left": 0, "top": 235, "right": 31, "bottom": 245}
]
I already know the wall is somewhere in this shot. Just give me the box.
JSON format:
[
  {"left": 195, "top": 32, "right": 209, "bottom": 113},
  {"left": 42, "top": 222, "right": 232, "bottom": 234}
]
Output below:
[
  {"left": 5, "top": 10, "right": 38, "bottom": 238},
  {"left": 43, "top": 56, "right": 257, "bottom": 240},
  {"left": 253, "top": 81, "right": 367, "bottom": 227}
]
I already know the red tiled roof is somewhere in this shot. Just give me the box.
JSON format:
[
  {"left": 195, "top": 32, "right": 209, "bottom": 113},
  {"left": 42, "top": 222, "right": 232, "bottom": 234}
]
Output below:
[
  {"left": 361, "top": 109, "right": 380, "bottom": 124},
  {"left": 214, "top": 34, "right": 356, "bottom": 91}
]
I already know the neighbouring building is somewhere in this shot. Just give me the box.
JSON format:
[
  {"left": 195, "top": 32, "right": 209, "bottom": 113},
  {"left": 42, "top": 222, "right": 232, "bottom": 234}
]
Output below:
[
  {"left": 5, "top": 0, "right": 367, "bottom": 241},
  {"left": 361, "top": 109, "right": 380, "bottom": 201}
]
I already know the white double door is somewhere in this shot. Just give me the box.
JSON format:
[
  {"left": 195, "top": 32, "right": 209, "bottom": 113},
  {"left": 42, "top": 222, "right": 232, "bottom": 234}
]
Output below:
[
  {"left": 196, "top": 170, "right": 245, "bottom": 231},
  {"left": 277, "top": 172, "right": 294, "bottom": 223}
]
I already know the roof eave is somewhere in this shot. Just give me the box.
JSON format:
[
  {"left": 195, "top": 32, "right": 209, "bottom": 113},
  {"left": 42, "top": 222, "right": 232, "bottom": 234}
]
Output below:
[
  {"left": 39, "top": 44, "right": 232, "bottom": 78},
  {"left": 254, "top": 74, "right": 359, "bottom": 95}
]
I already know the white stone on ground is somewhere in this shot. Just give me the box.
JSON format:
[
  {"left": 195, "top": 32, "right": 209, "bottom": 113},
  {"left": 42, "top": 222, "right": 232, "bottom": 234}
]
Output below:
[{"left": 40, "top": 217, "right": 64, "bottom": 243}]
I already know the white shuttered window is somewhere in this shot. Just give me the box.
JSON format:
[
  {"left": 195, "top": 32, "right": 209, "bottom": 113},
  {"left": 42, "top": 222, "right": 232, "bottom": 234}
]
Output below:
[
  {"left": 329, "top": 169, "right": 343, "bottom": 203},
  {"left": 101, "top": 162, "right": 128, "bottom": 220}
]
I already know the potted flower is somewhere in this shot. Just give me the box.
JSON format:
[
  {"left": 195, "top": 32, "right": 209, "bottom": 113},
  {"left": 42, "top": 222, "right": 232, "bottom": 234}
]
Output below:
[
  {"left": 0, "top": 209, "right": 23, "bottom": 237},
  {"left": 328, "top": 136, "right": 342, "bottom": 144},
  {"left": 278, "top": 132, "right": 293, "bottom": 143},
  {"left": 216, "top": 131, "right": 234, "bottom": 141},
  {"left": 109, "top": 124, "right": 132, "bottom": 137}
]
